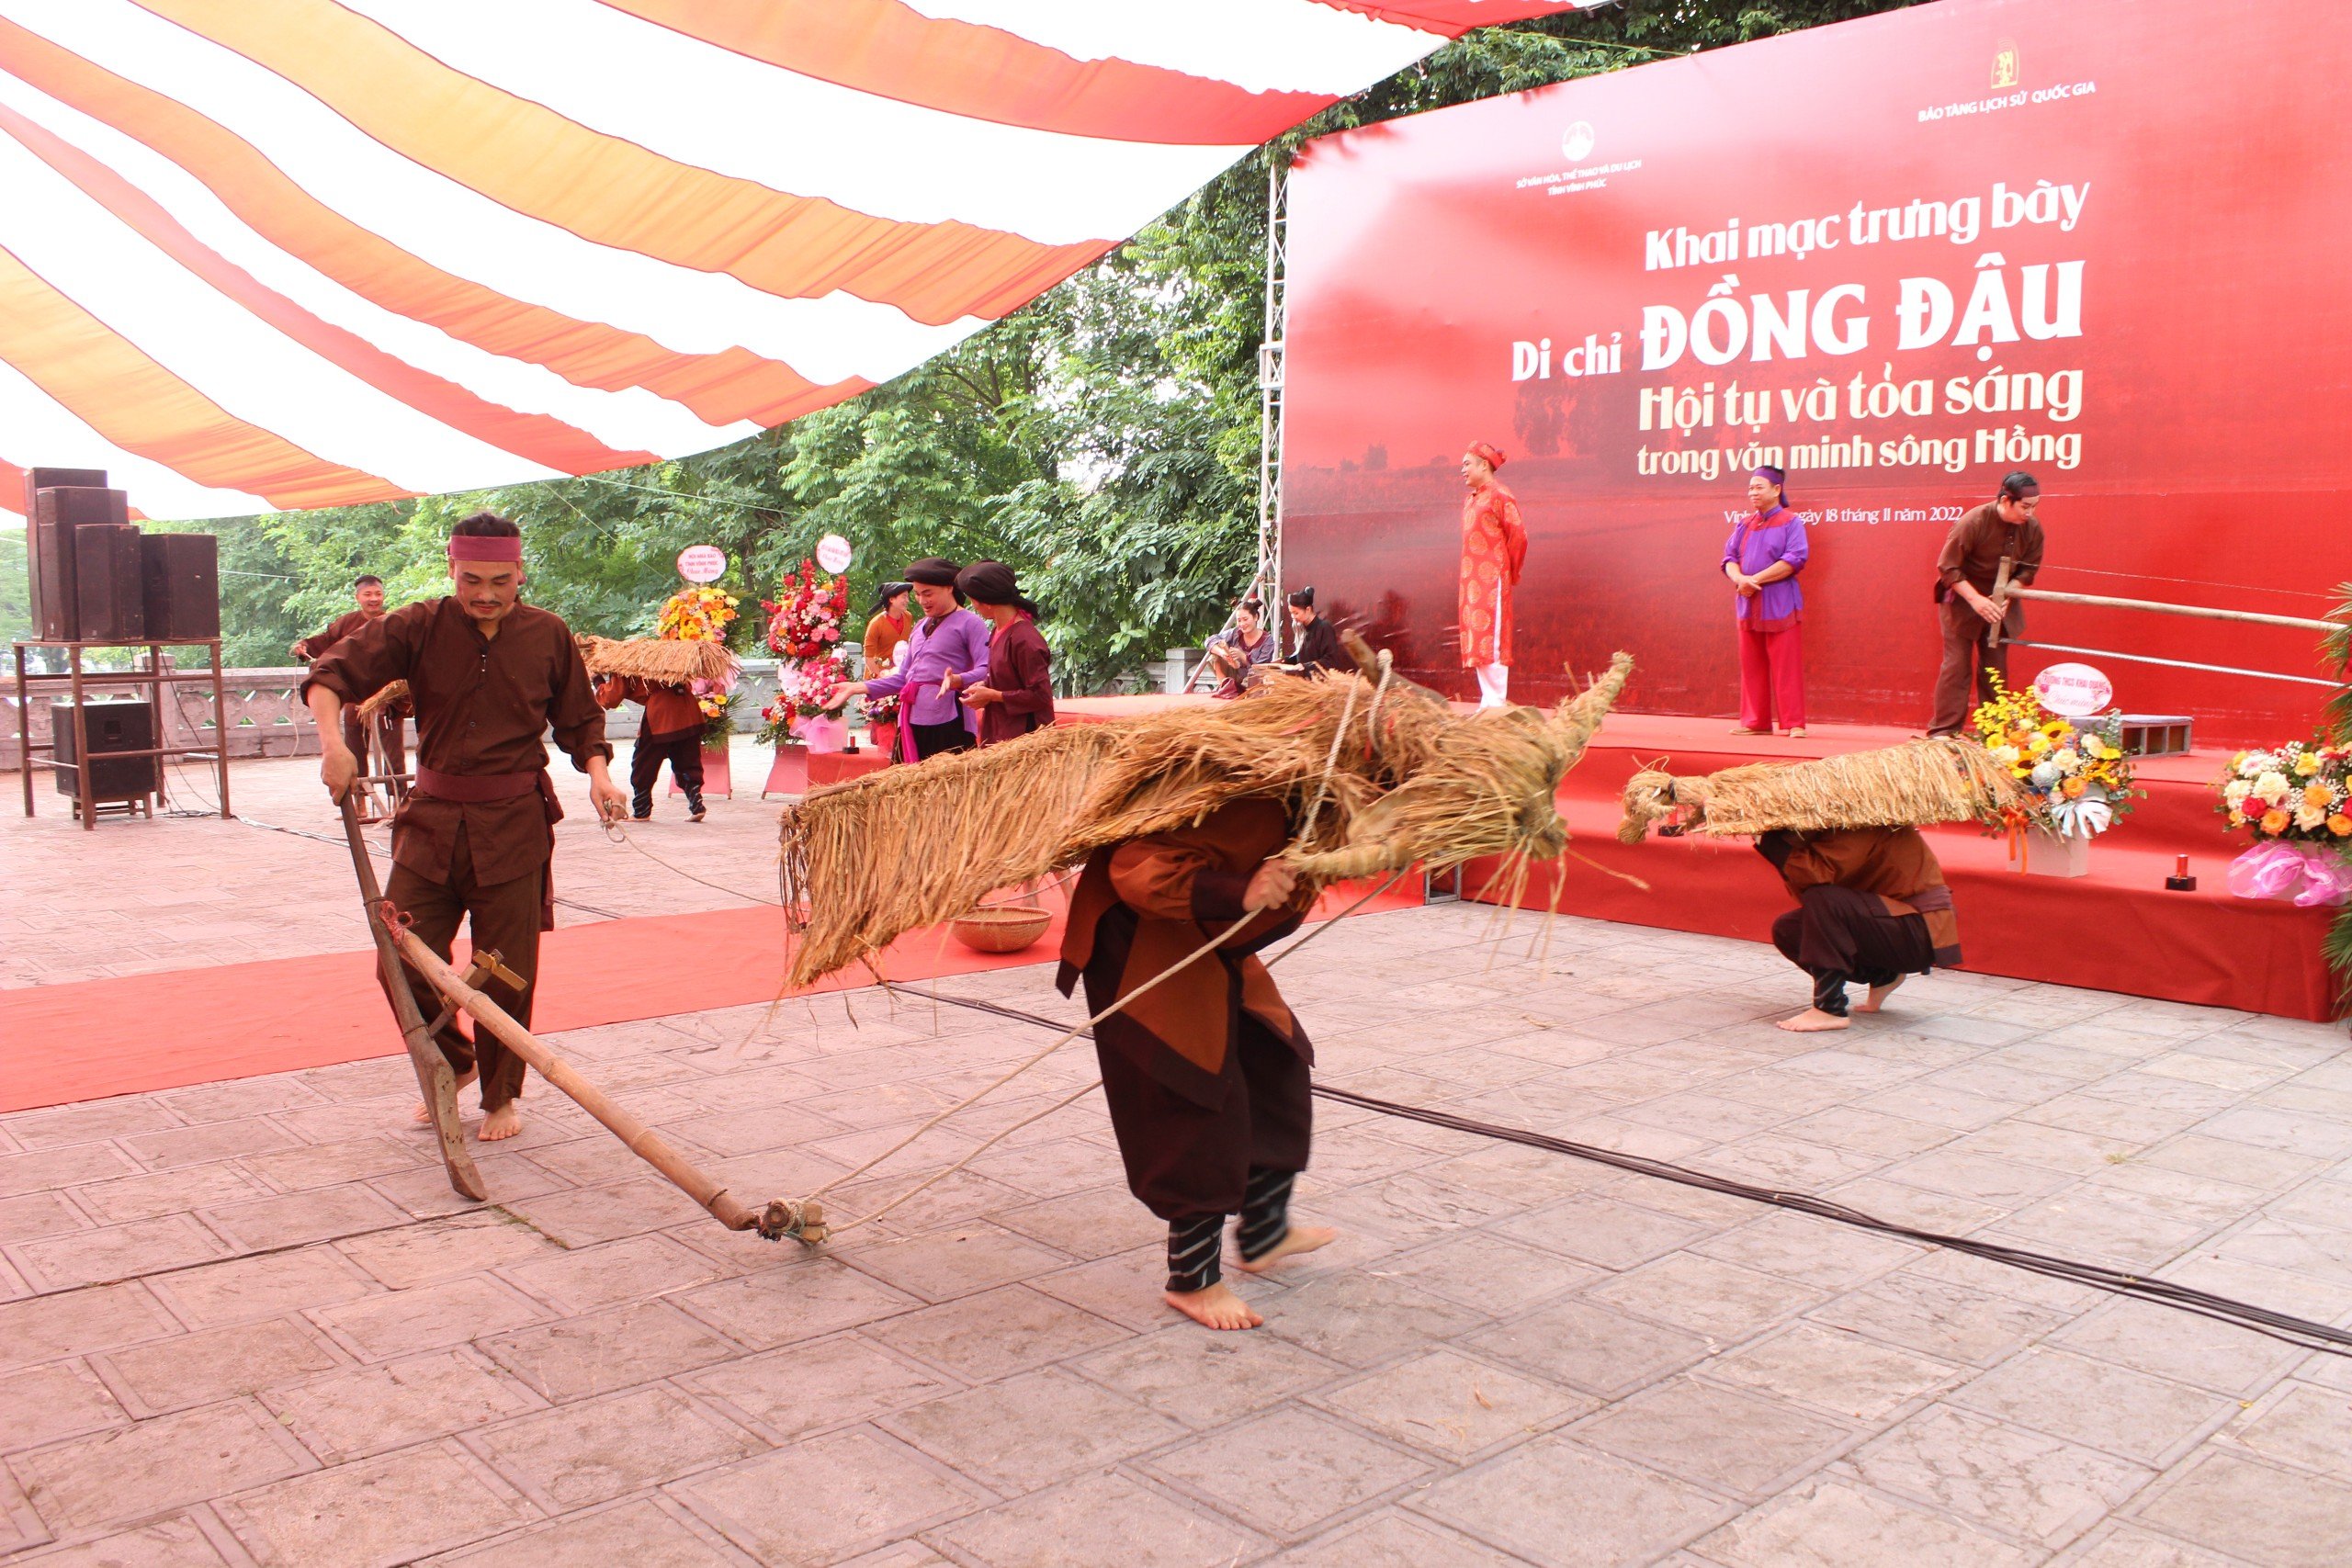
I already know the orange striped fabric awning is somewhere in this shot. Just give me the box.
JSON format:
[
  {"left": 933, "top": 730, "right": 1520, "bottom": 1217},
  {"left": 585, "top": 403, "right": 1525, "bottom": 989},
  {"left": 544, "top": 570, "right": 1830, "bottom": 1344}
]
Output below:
[{"left": 0, "top": 0, "right": 1583, "bottom": 520}]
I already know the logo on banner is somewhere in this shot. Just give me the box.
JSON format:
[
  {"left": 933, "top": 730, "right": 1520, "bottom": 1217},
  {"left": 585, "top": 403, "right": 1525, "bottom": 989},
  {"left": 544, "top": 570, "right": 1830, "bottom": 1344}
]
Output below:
[
  {"left": 676, "top": 545, "right": 726, "bottom": 583},
  {"left": 1991, "top": 39, "right": 2020, "bottom": 89},
  {"left": 2033, "top": 662, "right": 2112, "bottom": 717},
  {"left": 1561, "top": 121, "right": 1596, "bottom": 164}
]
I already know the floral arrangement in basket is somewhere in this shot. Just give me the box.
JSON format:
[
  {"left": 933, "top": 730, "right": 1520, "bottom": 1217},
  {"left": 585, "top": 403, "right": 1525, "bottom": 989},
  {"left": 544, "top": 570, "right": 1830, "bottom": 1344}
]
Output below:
[
  {"left": 657, "top": 583, "right": 738, "bottom": 645},
  {"left": 653, "top": 583, "right": 741, "bottom": 734},
  {"left": 758, "top": 653, "right": 851, "bottom": 746},
  {"left": 1967, "top": 671, "right": 2137, "bottom": 839},
  {"left": 763, "top": 561, "right": 848, "bottom": 661},
  {"left": 762, "top": 561, "right": 859, "bottom": 739},
  {"left": 2217, "top": 740, "right": 2352, "bottom": 908}
]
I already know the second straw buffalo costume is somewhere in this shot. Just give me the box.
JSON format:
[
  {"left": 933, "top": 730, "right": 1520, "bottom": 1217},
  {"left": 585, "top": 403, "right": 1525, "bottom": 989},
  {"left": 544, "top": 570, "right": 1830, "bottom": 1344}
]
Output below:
[
  {"left": 303, "top": 528, "right": 610, "bottom": 1117},
  {"left": 859, "top": 558, "right": 988, "bottom": 761},
  {"left": 1058, "top": 797, "right": 1317, "bottom": 1296},
  {"left": 955, "top": 560, "right": 1055, "bottom": 747},
  {"left": 1760, "top": 826, "right": 1961, "bottom": 1020}
]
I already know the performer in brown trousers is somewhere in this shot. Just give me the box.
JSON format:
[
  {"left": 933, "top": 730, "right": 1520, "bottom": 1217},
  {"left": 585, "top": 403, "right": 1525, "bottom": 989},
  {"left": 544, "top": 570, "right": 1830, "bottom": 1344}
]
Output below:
[
  {"left": 595, "top": 675, "right": 707, "bottom": 820},
  {"left": 306, "top": 513, "right": 625, "bottom": 1140},
  {"left": 294, "top": 574, "right": 408, "bottom": 784},
  {"left": 1759, "top": 825, "right": 1962, "bottom": 1033},
  {"left": 1928, "top": 470, "right": 2046, "bottom": 735},
  {"left": 1057, "top": 796, "right": 1335, "bottom": 1330}
]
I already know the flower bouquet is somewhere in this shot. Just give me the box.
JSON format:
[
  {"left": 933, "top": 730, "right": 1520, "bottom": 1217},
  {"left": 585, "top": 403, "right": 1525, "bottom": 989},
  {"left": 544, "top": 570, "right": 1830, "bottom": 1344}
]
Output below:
[
  {"left": 2217, "top": 741, "right": 2352, "bottom": 908},
  {"left": 772, "top": 650, "right": 852, "bottom": 753},
  {"left": 763, "top": 561, "right": 848, "bottom": 661},
  {"left": 1968, "top": 672, "right": 2136, "bottom": 874},
  {"left": 658, "top": 583, "right": 739, "bottom": 644}
]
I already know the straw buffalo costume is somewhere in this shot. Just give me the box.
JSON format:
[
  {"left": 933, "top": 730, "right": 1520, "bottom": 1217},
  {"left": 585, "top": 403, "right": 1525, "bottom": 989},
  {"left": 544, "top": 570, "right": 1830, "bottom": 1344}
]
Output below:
[
  {"left": 304, "top": 530, "right": 611, "bottom": 1115},
  {"left": 1057, "top": 797, "right": 1317, "bottom": 1295},
  {"left": 1724, "top": 467, "right": 1809, "bottom": 734},
  {"left": 1459, "top": 441, "right": 1529, "bottom": 707},
  {"left": 956, "top": 560, "right": 1055, "bottom": 747},
  {"left": 1759, "top": 826, "right": 1961, "bottom": 1019},
  {"left": 860, "top": 558, "right": 988, "bottom": 761},
  {"left": 595, "top": 676, "right": 705, "bottom": 818}
]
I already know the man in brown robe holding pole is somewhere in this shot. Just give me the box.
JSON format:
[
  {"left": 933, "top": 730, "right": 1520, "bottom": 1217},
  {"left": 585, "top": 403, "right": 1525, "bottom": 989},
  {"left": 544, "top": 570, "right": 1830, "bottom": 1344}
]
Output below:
[
  {"left": 294, "top": 574, "right": 408, "bottom": 786},
  {"left": 1928, "top": 470, "right": 2046, "bottom": 735},
  {"left": 1758, "top": 825, "right": 1962, "bottom": 1033},
  {"left": 1057, "top": 796, "right": 1335, "bottom": 1330},
  {"left": 305, "top": 512, "right": 625, "bottom": 1140}
]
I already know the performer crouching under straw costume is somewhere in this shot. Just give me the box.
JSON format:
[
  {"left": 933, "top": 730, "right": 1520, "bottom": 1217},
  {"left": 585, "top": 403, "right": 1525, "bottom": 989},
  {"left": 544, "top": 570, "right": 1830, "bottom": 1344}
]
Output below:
[
  {"left": 1058, "top": 797, "right": 1336, "bottom": 1329},
  {"left": 305, "top": 512, "right": 627, "bottom": 1140},
  {"left": 1758, "top": 825, "right": 1961, "bottom": 1033}
]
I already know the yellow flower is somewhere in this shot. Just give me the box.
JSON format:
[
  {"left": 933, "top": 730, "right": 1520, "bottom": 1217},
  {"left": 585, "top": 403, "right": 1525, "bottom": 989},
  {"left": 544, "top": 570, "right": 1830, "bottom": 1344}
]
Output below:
[
  {"left": 2305, "top": 783, "right": 2335, "bottom": 810},
  {"left": 2296, "top": 752, "right": 2322, "bottom": 776}
]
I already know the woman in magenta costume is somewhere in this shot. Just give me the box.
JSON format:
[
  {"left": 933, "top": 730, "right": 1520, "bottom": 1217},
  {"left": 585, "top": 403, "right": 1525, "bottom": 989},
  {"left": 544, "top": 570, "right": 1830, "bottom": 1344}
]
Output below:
[{"left": 1722, "top": 465, "right": 1809, "bottom": 739}]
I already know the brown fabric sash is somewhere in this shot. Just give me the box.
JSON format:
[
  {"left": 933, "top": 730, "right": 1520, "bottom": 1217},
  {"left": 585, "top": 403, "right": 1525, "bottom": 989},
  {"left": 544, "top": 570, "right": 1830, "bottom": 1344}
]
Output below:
[{"left": 413, "top": 766, "right": 542, "bottom": 803}]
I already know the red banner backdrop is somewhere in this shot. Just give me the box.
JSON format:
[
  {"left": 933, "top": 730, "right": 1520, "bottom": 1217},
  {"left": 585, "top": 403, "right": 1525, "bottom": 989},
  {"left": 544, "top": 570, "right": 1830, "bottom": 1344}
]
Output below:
[{"left": 1282, "top": 0, "right": 2352, "bottom": 740}]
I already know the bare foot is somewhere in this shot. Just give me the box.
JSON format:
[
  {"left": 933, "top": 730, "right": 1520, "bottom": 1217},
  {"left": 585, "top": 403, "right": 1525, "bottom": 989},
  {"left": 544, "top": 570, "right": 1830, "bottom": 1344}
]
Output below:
[
  {"left": 1234, "top": 1225, "right": 1338, "bottom": 1273},
  {"left": 479, "top": 1103, "right": 523, "bottom": 1142},
  {"left": 1165, "top": 1281, "right": 1262, "bottom": 1330},
  {"left": 412, "top": 1068, "right": 477, "bottom": 1125},
  {"left": 1777, "top": 1007, "right": 1850, "bottom": 1032},
  {"left": 1854, "top": 976, "right": 1905, "bottom": 1014}
]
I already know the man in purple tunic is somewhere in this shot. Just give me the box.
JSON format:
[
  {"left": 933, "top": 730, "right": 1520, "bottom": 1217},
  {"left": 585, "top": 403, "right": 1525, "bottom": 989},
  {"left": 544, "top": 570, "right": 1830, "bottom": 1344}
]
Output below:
[
  {"left": 832, "top": 556, "right": 989, "bottom": 761},
  {"left": 1722, "top": 466, "right": 1809, "bottom": 739}
]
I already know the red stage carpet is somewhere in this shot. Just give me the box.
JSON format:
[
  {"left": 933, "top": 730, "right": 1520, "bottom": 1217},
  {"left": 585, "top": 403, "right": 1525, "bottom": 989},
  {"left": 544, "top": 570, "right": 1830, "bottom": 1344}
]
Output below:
[
  {"left": 0, "top": 880, "right": 1422, "bottom": 1113},
  {"left": 1464, "top": 716, "right": 2344, "bottom": 1023}
]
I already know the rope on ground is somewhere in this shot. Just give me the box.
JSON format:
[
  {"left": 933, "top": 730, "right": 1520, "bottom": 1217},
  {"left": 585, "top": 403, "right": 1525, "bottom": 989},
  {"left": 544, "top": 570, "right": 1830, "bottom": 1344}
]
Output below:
[{"left": 891, "top": 985, "right": 2352, "bottom": 1358}]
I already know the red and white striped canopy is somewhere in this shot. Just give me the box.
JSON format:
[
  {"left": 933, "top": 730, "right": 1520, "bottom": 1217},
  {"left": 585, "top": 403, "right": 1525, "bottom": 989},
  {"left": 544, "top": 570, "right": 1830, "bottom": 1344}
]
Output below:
[{"left": 0, "top": 1, "right": 1582, "bottom": 520}]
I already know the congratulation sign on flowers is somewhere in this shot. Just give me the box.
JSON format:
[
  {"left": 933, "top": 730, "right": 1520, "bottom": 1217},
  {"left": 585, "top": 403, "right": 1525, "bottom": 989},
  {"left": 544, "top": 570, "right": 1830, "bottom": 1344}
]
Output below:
[
  {"left": 2032, "top": 663, "right": 2113, "bottom": 718},
  {"left": 676, "top": 546, "right": 727, "bottom": 584},
  {"left": 814, "top": 535, "right": 854, "bottom": 575}
]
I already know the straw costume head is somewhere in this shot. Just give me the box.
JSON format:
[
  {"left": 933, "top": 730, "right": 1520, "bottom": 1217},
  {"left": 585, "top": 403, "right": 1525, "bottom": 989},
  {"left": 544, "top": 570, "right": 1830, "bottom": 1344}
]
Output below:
[{"left": 1616, "top": 737, "right": 2028, "bottom": 845}]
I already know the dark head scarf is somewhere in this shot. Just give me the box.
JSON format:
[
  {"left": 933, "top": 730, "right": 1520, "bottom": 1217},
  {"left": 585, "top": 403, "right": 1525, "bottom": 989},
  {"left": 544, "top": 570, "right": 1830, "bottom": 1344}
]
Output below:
[
  {"left": 904, "top": 556, "right": 967, "bottom": 606},
  {"left": 870, "top": 581, "right": 911, "bottom": 615},
  {"left": 956, "top": 559, "right": 1040, "bottom": 618},
  {"left": 1286, "top": 586, "right": 1316, "bottom": 612}
]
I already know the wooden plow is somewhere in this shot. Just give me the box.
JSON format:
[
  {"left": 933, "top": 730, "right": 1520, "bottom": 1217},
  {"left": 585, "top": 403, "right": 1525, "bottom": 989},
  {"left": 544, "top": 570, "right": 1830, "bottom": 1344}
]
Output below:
[{"left": 334, "top": 791, "right": 824, "bottom": 1243}]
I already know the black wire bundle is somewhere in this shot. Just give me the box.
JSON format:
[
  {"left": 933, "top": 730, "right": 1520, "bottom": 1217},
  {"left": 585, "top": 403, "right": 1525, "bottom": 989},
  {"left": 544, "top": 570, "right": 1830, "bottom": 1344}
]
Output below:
[{"left": 895, "top": 983, "right": 2352, "bottom": 1359}]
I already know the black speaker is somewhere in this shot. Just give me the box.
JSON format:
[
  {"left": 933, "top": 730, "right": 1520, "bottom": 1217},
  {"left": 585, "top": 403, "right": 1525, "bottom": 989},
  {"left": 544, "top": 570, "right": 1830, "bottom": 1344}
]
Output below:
[
  {"left": 51, "top": 697, "right": 159, "bottom": 801},
  {"left": 141, "top": 534, "right": 220, "bottom": 639},
  {"left": 22, "top": 468, "right": 107, "bottom": 634},
  {"left": 72, "top": 522, "right": 146, "bottom": 642},
  {"left": 30, "top": 487, "right": 131, "bottom": 640}
]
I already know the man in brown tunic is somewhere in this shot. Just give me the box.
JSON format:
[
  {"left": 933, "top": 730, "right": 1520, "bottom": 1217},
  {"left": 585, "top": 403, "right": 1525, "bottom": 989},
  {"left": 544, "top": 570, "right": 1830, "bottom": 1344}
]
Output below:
[
  {"left": 305, "top": 513, "right": 624, "bottom": 1140},
  {"left": 294, "top": 574, "right": 407, "bottom": 783},
  {"left": 1928, "top": 470, "right": 2046, "bottom": 735},
  {"left": 1057, "top": 795, "right": 1335, "bottom": 1330},
  {"left": 1758, "top": 826, "right": 1962, "bottom": 1032},
  {"left": 595, "top": 675, "right": 707, "bottom": 820}
]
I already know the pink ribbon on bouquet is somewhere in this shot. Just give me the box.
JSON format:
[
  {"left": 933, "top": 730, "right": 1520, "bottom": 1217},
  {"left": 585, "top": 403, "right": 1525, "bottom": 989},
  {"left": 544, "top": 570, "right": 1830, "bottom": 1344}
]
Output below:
[{"left": 2226, "top": 842, "right": 2352, "bottom": 907}]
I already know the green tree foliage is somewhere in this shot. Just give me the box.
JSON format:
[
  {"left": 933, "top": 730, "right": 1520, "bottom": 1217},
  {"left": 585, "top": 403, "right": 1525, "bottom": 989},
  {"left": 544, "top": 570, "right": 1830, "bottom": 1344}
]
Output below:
[{"left": 157, "top": 0, "right": 1917, "bottom": 688}]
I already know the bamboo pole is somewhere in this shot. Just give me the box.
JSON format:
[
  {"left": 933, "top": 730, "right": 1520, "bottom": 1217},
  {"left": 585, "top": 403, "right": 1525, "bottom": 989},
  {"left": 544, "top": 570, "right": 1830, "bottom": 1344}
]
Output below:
[
  {"left": 1993, "top": 556, "right": 2336, "bottom": 636},
  {"left": 390, "top": 928, "right": 824, "bottom": 1243},
  {"left": 337, "top": 795, "right": 485, "bottom": 1201}
]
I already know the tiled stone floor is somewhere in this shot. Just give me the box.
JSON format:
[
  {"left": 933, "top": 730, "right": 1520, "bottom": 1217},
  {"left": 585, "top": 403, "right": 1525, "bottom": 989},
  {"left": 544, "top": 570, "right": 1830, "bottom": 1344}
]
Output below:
[{"left": 5, "top": 871, "right": 2352, "bottom": 1564}]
